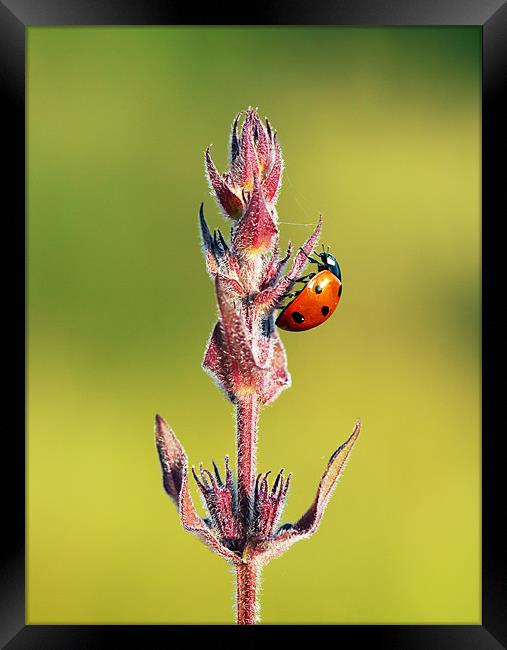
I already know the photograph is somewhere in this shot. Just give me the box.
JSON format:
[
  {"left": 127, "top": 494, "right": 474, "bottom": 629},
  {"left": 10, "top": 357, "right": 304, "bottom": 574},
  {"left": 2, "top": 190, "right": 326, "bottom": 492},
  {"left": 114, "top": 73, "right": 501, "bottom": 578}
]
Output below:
[
  {"left": 26, "top": 25, "right": 480, "bottom": 625},
  {"left": 0, "top": 1, "right": 504, "bottom": 644}
]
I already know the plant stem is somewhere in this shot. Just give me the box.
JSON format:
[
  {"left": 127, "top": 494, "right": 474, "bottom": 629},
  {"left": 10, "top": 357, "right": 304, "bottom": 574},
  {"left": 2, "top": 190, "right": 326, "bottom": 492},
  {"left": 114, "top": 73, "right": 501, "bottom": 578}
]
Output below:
[
  {"left": 236, "top": 393, "right": 260, "bottom": 525},
  {"left": 236, "top": 392, "right": 260, "bottom": 624},
  {"left": 236, "top": 562, "right": 258, "bottom": 625}
]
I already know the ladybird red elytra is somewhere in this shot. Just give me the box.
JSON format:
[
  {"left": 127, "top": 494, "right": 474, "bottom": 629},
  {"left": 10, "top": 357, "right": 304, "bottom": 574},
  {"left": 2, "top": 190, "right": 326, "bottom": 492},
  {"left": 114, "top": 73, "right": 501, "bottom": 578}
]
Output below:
[{"left": 275, "top": 249, "right": 342, "bottom": 332}]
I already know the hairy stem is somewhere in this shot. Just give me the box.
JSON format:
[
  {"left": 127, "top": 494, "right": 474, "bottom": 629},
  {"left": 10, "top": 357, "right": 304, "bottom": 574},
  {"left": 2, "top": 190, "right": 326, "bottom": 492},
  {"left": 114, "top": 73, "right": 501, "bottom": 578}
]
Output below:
[
  {"left": 236, "top": 393, "right": 260, "bottom": 525},
  {"left": 236, "top": 562, "right": 258, "bottom": 625},
  {"left": 235, "top": 393, "right": 260, "bottom": 624}
]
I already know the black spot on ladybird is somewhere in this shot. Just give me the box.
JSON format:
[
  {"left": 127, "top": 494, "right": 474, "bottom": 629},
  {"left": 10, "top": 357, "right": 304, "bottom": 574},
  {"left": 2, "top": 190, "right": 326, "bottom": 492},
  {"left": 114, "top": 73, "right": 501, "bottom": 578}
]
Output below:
[
  {"left": 291, "top": 312, "right": 305, "bottom": 324},
  {"left": 338, "top": 284, "right": 342, "bottom": 297},
  {"left": 315, "top": 284, "right": 322, "bottom": 294},
  {"left": 321, "top": 306, "right": 330, "bottom": 316}
]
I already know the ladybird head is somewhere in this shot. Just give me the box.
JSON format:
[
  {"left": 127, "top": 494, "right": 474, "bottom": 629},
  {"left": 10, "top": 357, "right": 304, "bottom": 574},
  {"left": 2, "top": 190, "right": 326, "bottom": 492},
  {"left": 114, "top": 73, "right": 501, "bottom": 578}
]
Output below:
[{"left": 316, "top": 248, "right": 342, "bottom": 281}]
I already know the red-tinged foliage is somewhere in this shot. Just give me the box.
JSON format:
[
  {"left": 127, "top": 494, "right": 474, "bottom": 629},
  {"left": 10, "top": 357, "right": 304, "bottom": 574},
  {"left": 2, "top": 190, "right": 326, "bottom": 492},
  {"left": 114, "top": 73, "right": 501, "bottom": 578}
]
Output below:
[
  {"left": 155, "top": 415, "right": 242, "bottom": 565},
  {"left": 155, "top": 411, "right": 361, "bottom": 568},
  {"left": 205, "top": 147, "right": 244, "bottom": 219},
  {"left": 252, "top": 420, "right": 361, "bottom": 566},
  {"left": 231, "top": 167, "right": 278, "bottom": 260}
]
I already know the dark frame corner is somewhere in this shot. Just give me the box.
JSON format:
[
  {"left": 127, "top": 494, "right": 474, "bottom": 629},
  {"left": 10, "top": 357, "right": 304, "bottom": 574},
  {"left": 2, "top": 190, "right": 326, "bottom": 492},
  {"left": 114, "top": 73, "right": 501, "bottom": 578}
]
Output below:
[{"left": 1, "top": 0, "right": 505, "bottom": 646}]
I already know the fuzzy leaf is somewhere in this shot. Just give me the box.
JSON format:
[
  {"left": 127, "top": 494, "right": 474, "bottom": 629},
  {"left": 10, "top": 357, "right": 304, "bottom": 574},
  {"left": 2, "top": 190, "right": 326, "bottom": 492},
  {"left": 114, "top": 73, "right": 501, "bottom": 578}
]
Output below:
[
  {"left": 259, "top": 336, "right": 291, "bottom": 405},
  {"left": 202, "top": 322, "right": 235, "bottom": 400},
  {"left": 155, "top": 414, "right": 242, "bottom": 565},
  {"left": 199, "top": 205, "right": 246, "bottom": 296},
  {"left": 231, "top": 109, "right": 257, "bottom": 189},
  {"left": 260, "top": 241, "right": 293, "bottom": 290},
  {"left": 205, "top": 147, "right": 244, "bottom": 219},
  {"left": 216, "top": 274, "right": 245, "bottom": 298},
  {"left": 251, "top": 110, "right": 271, "bottom": 174},
  {"left": 262, "top": 134, "right": 283, "bottom": 204},
  {"left": 293, "top": 419, "right": 361, "bottom": 534},
  {"left": 251, "top": 420, "right": 361, "bottom": 565},
  {"left": 155, "top": 414, "right": 186, "bottom": 506},
  {"left": 215, "top": 276, "right": 260, "bottom": 397},
  {"left": 232, "top": 167, "right": 278, "bottom": 259},
  {"left": 230, "top": 112, "right": 241, "bottom": 164},
  {"left": 203, "top": 277, "right": 261, "bottom": 401},
  {"left": 199, "top": 203, "right": 221, "bottom": 276}
]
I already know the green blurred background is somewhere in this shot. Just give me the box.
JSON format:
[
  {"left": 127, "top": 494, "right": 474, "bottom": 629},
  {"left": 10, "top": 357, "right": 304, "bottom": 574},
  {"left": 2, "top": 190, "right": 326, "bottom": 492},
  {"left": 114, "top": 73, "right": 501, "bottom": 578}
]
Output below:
[{"left": 27, "top": 27, "right": 481, "bottom": 624}]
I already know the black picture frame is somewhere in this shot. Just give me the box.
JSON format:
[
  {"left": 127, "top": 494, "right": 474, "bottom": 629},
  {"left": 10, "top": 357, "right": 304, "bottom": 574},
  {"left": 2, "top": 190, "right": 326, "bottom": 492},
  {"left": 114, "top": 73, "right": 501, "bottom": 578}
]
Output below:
[{"left": 2, "top": 1, "right": 504, "bottom": 646}]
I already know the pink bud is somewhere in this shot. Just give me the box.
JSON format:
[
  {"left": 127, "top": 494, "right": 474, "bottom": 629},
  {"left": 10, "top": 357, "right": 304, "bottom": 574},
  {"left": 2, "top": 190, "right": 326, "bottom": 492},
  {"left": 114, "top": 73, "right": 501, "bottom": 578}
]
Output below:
[
  {"left": 205, "top": 147, "right": 244, "bottom": 219},
  {"left": 231, "top": 167, "right": 278, "bottom": 260}
]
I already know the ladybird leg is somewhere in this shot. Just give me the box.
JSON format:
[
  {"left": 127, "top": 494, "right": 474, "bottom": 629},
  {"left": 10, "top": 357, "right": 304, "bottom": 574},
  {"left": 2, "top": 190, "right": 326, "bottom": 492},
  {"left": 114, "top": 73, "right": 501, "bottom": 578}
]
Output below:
[
  {"left": 273, "top": 291, "right": 299, "bottom": 309},
  {"left": 293, "top": 273, "right": 316, "bottom": 283},
  {"left": 280, "top": 291, "right": 299, "bottom": 300},
  {"left": 299, "top": 248, "right": 320, "bottom": 265}
]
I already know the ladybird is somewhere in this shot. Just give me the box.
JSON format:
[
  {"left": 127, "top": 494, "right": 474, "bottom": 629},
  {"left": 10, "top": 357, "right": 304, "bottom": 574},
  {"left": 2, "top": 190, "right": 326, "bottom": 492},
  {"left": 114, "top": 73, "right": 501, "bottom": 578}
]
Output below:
[{"left": 275, "top": 249, "right": 342, "bottom": 332}]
